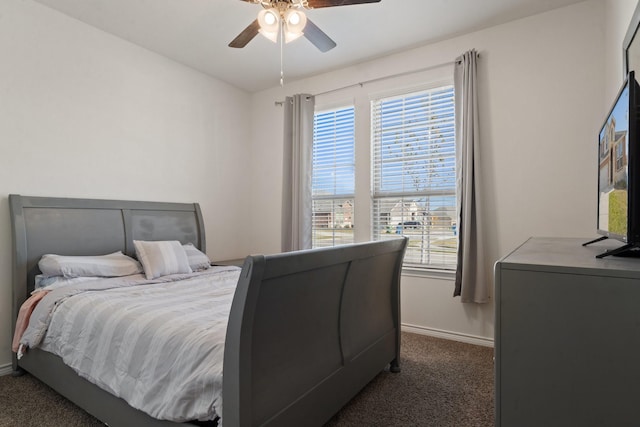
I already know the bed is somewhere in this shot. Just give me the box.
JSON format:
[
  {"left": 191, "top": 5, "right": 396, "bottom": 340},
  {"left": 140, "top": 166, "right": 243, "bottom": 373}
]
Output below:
[{"left": 9, "top": 194, "right": 408, "bottom": 427}]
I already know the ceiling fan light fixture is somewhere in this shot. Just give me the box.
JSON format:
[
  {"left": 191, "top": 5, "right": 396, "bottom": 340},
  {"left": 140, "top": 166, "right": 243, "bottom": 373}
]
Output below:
[
  {"left": 284, "top": 8, "right": 307, "bottom": 36},
  {"left": 284, "top": 30, "right": 304, "bottom": 43},
  {"left": 259, "top": 28, "right": 279, "bottom": 43},
  {"left": 258, "top": 8, "right": 280, "bottom": 32}
]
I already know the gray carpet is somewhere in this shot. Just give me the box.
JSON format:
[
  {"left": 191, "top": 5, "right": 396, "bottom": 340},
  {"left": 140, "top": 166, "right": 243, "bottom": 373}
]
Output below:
[{"left": 0, "top": 332, "right": 494, "bottom": 426}]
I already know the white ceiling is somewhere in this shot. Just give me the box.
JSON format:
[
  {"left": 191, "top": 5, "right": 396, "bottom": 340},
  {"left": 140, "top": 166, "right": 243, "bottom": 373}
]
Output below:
[{"left": 33, "top": 0, "right": 586, "bottom": 93}]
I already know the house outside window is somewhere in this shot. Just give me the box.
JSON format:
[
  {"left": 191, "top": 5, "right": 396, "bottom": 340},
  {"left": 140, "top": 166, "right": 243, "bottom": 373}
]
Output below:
[
  {"left": 312, "top": 106, "right": 355, "bottom": 248},
  {"left": 615, "top": 138, "right": 626, "bottom": 172},
  {"left": 371, "top": 86, "right": 457, "bottom": 270}
]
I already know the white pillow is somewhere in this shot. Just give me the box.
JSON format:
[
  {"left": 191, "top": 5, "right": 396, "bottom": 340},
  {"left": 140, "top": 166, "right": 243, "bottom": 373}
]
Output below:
[
  {"left": 38, "top": 251, "right": 143, "bottom": 278},
  {"left": 133, "top": 240, "right": 192, "bottom": 279},
  {"left": 183, "top": 243, "right": 211, "bottom": 271}
]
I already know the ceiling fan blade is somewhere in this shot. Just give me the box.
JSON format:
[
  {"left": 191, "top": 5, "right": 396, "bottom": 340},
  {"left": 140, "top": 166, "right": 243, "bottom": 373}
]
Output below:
[
  {"left": 306, "top": 0, "right": 381, "bottom": 8},
  {"left": 304, "top": 18, "right": 336, "bottom": 52},
  {"left": 229, "top": 19, "right": 260, "bottom": 48},
  {"left": 304, "top": 19, "right": 337, "bottom": 52}
]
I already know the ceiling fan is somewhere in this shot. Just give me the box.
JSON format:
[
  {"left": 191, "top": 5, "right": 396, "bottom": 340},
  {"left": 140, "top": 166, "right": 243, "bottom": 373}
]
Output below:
[{"left": 229, "top": 0, "right": 382, "bottom": 53}]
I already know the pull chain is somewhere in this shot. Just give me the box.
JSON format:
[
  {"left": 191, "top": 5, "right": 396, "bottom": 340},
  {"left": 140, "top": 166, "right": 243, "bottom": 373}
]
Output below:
[{"left": 280, "top": 19, "right": 284, "bottom": 87}]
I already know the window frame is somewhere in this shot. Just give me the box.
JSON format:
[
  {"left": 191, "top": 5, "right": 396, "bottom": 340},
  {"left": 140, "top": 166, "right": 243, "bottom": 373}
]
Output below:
[
  {"left": 311, "top": 73, "right": 457, "bottom": 277},
  {"left": 311, "top": 105, "right": 356, "bottom": 249},
  {"left": 370, "top": 82, "right": 457, "bottom": 272}
]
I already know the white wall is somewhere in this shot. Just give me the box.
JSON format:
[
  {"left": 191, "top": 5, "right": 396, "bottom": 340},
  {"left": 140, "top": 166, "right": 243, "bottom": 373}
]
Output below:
[
  {"left": 0, "top": 0, "right": 252, "bottom": 371},
  {"left": 604, "top": 0, "right": 639, "bottom": 101},
  {"left": 248, "top": 0, "right": 607, "bottom": 345}
]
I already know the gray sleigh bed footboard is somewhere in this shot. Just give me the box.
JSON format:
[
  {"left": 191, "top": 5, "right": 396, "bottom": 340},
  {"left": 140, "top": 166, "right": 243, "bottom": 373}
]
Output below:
[{"left": 223, "top": 237, "right": 408, "bottom": 426}]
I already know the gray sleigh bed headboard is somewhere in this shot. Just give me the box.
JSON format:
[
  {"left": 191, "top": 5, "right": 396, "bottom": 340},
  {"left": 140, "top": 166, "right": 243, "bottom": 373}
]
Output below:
[{"left": 9, "top": 194, "right": 206, "bottom": 333}]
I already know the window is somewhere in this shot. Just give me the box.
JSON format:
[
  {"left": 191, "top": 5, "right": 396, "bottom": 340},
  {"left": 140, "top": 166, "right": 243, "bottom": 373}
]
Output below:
[
  {"left": 371, "top": 86, "right": 457, "bottom": 270},
  {"left": 312, "top": 106, "right": 355, "bottom": 248},
  {"left": 615, "top": 141, "right": 625, "bottom": 171}
]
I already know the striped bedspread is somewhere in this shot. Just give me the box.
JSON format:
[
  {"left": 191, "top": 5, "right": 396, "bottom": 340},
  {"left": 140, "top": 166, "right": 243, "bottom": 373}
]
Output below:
[{"left": 22, "top": 266, "right": 241, "bottom": 422}]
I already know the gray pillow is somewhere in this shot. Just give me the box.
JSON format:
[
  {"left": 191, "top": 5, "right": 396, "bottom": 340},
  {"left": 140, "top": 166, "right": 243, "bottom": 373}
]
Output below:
[
  {"left": 133, "top": 240, "right": 192, "bottom": 279},
  {"left": 183, "top": 243, "right": 211, "bottom": 271},
  {"left": 38, "top": 251, "right": 143, "bottom": 278}
]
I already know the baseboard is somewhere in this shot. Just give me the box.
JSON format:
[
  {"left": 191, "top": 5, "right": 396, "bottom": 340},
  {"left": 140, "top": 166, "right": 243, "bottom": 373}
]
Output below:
[
  {"left": 401, "top": 323, "right": 494, "bottom": 348},
  {"left": 0, "top": 362, "right": 13, "bottom": 377}
]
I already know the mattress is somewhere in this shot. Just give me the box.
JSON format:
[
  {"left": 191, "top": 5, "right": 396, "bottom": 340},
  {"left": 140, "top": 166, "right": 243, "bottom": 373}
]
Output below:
[{"left": 20, "top": 266, "right": 241, "bottom": 423}]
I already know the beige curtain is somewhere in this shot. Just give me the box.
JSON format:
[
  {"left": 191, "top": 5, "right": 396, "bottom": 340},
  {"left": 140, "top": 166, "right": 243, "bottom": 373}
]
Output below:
[
  {"left": 454, "top": 50, "right": 489, "bottom": 303},
  {"left": 282, "top": 94, "right": 315, "bottom": 252}
]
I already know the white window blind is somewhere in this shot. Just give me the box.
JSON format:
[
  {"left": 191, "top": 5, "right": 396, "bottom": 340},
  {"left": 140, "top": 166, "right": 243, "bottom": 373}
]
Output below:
[
  {"left": 312, "top": 106, "right": 355, "bottom": 248},
  {"left": 372, "top": 86, "right": 457, "bottom": 269}
]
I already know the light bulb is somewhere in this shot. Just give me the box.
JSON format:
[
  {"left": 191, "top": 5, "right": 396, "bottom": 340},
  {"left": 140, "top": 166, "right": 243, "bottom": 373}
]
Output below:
[
  {"left": 288, "top": 12, "right": 300, "bottom": 26},
  {"left": 258, "top": 8, "right": 280, "bottom": 34},
  {"left": 264, "top": 10, "right": 277, "bottom": 25},
  {"left": 284, "top": 8, "right": 307, "bottom": 38}
]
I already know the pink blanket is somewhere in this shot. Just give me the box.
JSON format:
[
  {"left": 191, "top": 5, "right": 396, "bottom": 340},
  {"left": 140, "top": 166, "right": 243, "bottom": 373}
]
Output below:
[{"left": 12, "top": 291, "right": 49, "bottom": 353}]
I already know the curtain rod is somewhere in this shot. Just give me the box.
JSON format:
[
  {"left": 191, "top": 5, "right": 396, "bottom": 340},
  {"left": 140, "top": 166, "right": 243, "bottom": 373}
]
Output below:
[{"left": 274, "top": 58, "right": 462, "bottom": 106}]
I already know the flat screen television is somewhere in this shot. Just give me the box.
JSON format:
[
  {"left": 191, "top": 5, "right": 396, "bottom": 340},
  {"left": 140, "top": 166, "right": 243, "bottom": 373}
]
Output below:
[{"left": 585, "top": 70, "right": 640, "bottom": 257}]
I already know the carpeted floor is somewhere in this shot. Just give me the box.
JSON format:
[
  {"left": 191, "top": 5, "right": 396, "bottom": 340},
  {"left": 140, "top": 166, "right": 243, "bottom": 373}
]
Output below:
[{"left": 0, "top": 332, "right": 494, "bottom": 427}]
